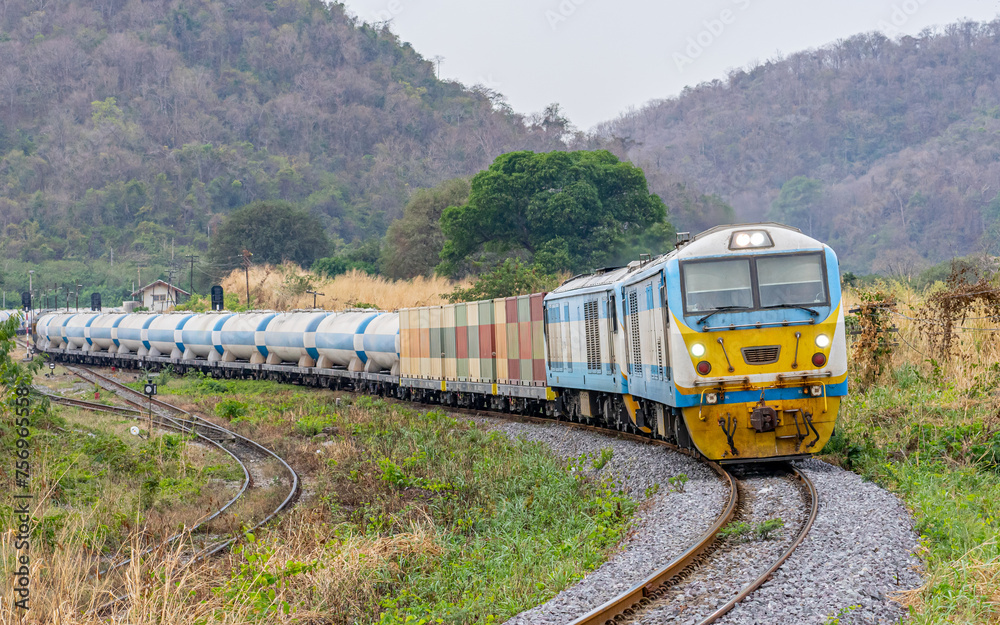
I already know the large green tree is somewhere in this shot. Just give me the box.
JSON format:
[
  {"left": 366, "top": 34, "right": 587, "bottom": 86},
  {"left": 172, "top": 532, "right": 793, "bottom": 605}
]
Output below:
[
  {"left": 438, "top": 151, "right": 671, "bottom": 276},
  {"left": 208, "top": 201, "right": 331, "bottom": 270},
  {"left": 767, "top": 177, "right": 824, "bottom": 234}
]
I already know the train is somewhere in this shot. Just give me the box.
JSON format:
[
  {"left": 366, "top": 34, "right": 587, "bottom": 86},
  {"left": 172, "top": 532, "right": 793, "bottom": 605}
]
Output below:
[{"left": 32, "top": 223, "right": 847, "bottom": 463}]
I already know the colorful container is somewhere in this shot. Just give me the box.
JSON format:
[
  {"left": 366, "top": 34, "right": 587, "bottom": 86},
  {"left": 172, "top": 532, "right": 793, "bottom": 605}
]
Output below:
[{"left": 493, "top": 294, "right": 546, "bottom": 386}]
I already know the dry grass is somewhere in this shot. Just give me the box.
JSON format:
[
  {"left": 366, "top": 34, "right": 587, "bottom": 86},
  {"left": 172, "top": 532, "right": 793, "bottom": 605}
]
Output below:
[
  {"left": 0, "top": 490, "right": 442, "bottom": 624},
  {"left": 845, "top": 284, "right": 1000, "bottom": 394},
  {"left": 220, "top": 263, "right": 467, "bottom": 311}
]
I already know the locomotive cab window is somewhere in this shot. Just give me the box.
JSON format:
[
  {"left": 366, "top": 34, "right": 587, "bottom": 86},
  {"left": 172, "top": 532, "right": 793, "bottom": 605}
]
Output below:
[
  {"left": 757, "top": 253, "right": 828, "bottom": 307},
  {"left": 681, "top": 259, "right": 753, "bottom": 312},
  {"left": 681, "top": 251, "right": 829, "bottom": 315}
]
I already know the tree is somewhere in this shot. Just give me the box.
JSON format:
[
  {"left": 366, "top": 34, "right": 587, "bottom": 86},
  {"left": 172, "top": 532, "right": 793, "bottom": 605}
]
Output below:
[
  {"left": 313, "top": 238, "right": 381, "bottom": 278},
  {"left": 768, "top": 177, "right": 823, "bottom": 234},
  {"left": 380, "top": 178, "right": 470, "bottom": 279},
  {"left": 981, "top": 192, "right": 1000, "bottom": 255},
  {"left": 208, "top": 201, "right": 331, "bottom": 269},
  {"left": 438, "top": 150, "right": 671, "bottom": 277},
  {"left": 445, "top": 258, "right": 559, "bottom": 303}
]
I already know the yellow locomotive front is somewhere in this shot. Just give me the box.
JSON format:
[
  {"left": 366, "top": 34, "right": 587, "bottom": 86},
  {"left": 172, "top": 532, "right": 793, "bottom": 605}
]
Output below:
[{"left": 666, "top": 225, "right": 847, "bottom": 462}]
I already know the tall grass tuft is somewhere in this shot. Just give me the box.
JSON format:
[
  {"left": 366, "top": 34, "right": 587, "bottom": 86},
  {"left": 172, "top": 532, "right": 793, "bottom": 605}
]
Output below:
[{"left": 217, "top": 263, "right": 466, "bottom": 311}]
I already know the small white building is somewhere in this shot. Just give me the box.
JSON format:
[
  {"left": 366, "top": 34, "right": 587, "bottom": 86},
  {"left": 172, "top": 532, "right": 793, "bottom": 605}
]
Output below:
[{"left": 130, "top": 280, "right": 190, "bottom": 312}]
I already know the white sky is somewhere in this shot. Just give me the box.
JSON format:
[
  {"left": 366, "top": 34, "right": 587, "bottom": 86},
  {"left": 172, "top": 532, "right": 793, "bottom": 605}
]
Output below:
[{"left": 339, "top": 0, "right": 1000, "bottom": 130}]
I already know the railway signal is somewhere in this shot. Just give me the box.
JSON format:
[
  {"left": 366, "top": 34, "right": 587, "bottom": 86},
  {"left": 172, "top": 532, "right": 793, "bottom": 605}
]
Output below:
[
  {"left": 144, "top": 377, "right": 157, "bottom": 436},
  {"left": 211, "top": 286, "right": 224, "bottom": 311}
]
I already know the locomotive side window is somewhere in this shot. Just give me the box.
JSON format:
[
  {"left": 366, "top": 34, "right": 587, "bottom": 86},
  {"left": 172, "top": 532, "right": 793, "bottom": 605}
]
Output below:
[
  {"left": 682, "top": 259, "right": 753, "bottom": 312},
  {"left": 757, "top": 253, "right": 829, "bottom": 307}
]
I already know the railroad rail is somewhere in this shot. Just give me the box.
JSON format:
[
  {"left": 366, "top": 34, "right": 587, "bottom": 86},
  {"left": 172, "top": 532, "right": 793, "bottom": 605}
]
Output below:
[
  {"left": 36, "top": 391, "right": 143, "bottom": 416},
  {"left": 38, "top": 350, "right": 814, "bottom": 622},
  {"left": 52, "top": 365, "right": 300, "bottom": 611},
  {"left": 567, "top": 462, "right": 818, "bottom": 625},
  {"left": 264, "top": 393, "right": 814, "bottom": 625}
]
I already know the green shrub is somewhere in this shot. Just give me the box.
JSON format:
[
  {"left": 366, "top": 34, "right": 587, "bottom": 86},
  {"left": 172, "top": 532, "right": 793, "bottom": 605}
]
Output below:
[
  {"left": 215, "top": 399, "right": 249, "bottom": 420},
  {"left": 295, "top": 413, "right": 336, "bottom": 437}
]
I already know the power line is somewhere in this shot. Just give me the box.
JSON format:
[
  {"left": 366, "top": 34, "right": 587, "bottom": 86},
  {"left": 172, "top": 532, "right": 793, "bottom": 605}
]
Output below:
[
  {"left": 890, "top": 310, "right": 1000, "bottom": 332},
  {"left": 186, "top": 254, "right": 199, "bottom": 295}
]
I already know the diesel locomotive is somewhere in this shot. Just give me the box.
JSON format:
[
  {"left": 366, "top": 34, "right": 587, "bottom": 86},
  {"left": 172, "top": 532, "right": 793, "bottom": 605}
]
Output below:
[{"left": 32, "top": 223, "right": 846, "bottom": 463}]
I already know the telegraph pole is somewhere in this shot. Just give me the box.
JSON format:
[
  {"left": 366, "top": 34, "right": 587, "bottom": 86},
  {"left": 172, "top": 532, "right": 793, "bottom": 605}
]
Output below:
[
  {"left": 242, "top": 250, "right": 253, "bottom": 307},
  {"left": 186, "top": 254, "right": 199, "bottom": 295},
  {"left": 167, "top": 266, "right": 176, "bottom": 309}
]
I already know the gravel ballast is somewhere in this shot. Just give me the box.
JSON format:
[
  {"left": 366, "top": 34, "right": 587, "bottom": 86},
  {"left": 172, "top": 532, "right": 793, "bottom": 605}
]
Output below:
[
  {"left": 626, "top": 468, "right": 808, "bottom": 624},
  {"left": 473, "top": 418, "right": 923, "bottom": 625},
  {"left": 466, "top": 418, "right": 728, "bottom": 625},
  {"left": 716, "top": 459, "right": 923, "bottom": 625}
]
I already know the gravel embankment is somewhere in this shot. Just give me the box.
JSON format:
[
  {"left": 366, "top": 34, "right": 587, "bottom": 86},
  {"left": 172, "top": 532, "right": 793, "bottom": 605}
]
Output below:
[
  {"left": 627, "top": 467, "right": 807, "bottom": 624},
  {"left": 474, "top": 417, "right": 923, "bottom": 625},
  {"left": 464, "top": 418, "right": 728, "bottom": 625},
  {"left": 716, "top": 459, "right": 922, "bottom": 625}
]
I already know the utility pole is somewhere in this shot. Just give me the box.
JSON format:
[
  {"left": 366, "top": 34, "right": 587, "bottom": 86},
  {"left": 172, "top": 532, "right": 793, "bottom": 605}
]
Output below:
[
  {"left": 167, "top": 266, "right": 176, "bottom": 309},
  {"left": 186, "top": 254, "right": 199, "bottom": 295},
  {"left": 306, "top": 290, "right": 325, "bottom": 309},
  {"left": 242, "top": 250, "right": 253, "bottom": 307},
  {"left": 27, "top": 271, "right": 33, "bottom": 338},
  {"left": 76, "top": 284, "right": 82, "bottom": 311}
]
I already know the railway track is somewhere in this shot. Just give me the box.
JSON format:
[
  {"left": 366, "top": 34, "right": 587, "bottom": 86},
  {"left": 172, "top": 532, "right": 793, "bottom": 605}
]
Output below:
[
  {"left": 36, "top": 391, "right": 143, "bottom": 416},
  {"left": 50, "top": 365, "right": 300, "bottom": 611},
  {"left": 39, "top": 350, "right": 816, "bottom": 622},
  {"left": 567, "top": 463, "right": 817, "bottom": 625},
  {"left": 386, "top": 403, "right": 818, "bottom": 625}
]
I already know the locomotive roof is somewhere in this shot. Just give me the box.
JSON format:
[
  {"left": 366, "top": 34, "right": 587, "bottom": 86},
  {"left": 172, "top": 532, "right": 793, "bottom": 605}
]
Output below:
[{"left": 550, "top": 223, "right": 826, "bottom": 296}]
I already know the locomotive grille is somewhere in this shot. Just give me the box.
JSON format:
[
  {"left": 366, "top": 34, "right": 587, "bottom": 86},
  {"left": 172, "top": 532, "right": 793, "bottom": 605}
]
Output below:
[
  {"left": 585, "top": 300, "right": 601, "bottom": 372},
  {"left": 742, "top": 346, "right": 781, "bottom": 365},
  {"left": 628, "top": 290, "right": 642, "bottom": 376}
]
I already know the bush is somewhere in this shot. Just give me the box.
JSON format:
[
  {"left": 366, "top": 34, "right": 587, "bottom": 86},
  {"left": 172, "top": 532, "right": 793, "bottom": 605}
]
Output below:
[
  {"left": 445, "top": 258, "right": 558, "bottom": 303},
  {"left": 215, "top": 399, "right": 249, "bottom": 420}
]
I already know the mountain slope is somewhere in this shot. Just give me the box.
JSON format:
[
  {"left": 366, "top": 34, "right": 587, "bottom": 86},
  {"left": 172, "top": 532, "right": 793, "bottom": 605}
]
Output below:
[
  {"left": 0, "top": 0, "right": 564, "bottom": 271},
  {"left": 599, "top": 21, "right": 1000, "bottom": 272}
]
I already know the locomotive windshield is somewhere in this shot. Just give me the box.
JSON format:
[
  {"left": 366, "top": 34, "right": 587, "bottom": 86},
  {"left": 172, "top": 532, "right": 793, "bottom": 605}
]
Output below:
[
  {"left": 682, "top": 251, "right": 829, "bottom": 315},
  {"left": 756, "top": 254, "right": 827, "bottom": 307},
  {"left": 682, "top": 259, "right": 753, "bottom": 312}
]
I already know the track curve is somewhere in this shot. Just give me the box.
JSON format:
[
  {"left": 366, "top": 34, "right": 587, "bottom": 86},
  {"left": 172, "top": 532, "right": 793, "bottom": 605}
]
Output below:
[
  {"left": 53, "top": 365, "right": 300, "bottom": 611},
  {"left": 565, "top": 462, "right": 818, "bottom": 625}
]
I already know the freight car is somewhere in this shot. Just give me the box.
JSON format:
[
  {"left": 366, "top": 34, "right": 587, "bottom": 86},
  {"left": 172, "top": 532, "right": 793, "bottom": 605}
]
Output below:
[{"left": 34, "top": 223, "right": 846, "bottom": 463}]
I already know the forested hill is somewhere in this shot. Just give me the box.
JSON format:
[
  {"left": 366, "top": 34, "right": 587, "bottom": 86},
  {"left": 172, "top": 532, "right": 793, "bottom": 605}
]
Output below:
[
  {"left": 599, "top": 21, "right": 1000, "bottom": 274},
  {"left": 0, "top": 0, "right": 564, "bottom": 269}
]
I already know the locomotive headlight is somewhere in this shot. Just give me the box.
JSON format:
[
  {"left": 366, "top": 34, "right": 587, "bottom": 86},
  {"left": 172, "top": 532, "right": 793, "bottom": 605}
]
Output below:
[
  {"left": 809, "top": 385, "right": 824, "bottom": 397},
  {"left": 729, "top": 230, "right": 774, "bottom": 250},
  {"left": 691, "top": 343, "right": 706, "bottom": 357},
  {"left": 815, "top": 334, "right": 830, "bottom": 348},
  {"left": 705, "top": 392, "right": 719, "bottom": 404}
]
